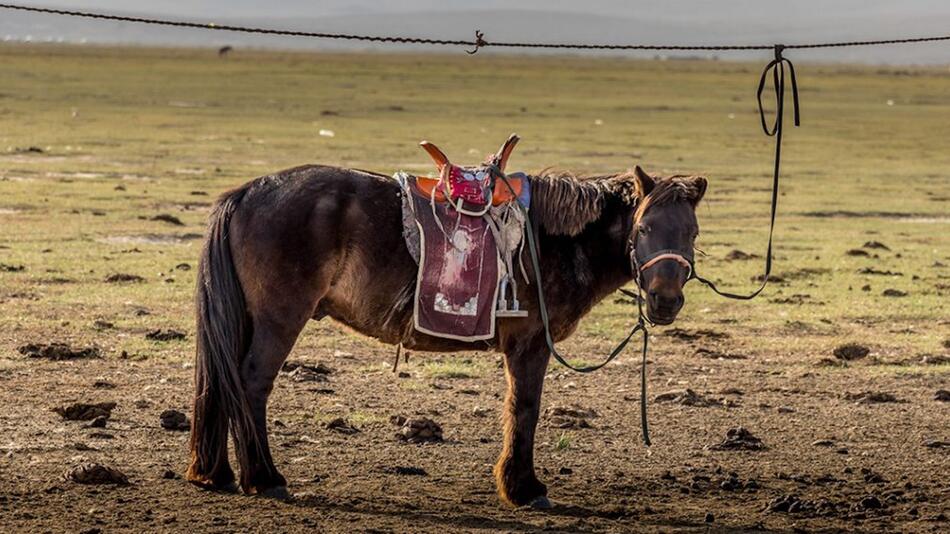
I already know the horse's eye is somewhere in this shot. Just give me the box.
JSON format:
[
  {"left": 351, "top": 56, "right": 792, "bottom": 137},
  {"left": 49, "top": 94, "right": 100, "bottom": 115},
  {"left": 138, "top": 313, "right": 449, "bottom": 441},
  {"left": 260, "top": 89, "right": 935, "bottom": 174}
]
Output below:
[{"left": 638, "top": 225, "right": 651, "bottom": 235}]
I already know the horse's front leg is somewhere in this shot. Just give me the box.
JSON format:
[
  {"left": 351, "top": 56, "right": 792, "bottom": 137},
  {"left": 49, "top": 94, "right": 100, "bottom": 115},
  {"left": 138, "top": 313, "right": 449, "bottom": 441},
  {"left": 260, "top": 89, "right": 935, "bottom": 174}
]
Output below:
[{"left": 494, "top": 337, "right": 551, "bottom": 508}]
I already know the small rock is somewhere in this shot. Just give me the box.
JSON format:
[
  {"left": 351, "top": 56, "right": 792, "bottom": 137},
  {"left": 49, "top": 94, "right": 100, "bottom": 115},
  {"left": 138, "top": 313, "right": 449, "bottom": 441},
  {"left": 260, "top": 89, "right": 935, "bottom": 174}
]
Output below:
[
  {"left": 861, "top": 284, "right": 871, "bottom": 291},
  {"left": 846, "top": 248, "right": 870, "bottom": 257},
  {"left": 64, "top": 463, "right": 129, "bottom": 485},
  {"left": 161, "top": 469, "right": 179, "bottom": 479},
  {"left": 861, "top": 468, "right": 886, "bottom": 484},
  {"left": 704, "top": 512, "right": 715, "bottom": 523},
  {"left": 935, "top": 390, "right": 950, "bottom": 402},
  {"left": 472, "top": 406, "right": 490, "bottom": 417},
  {"left": 923, "top": 440, "right": 950, "bottom": 449},
  {"left": 558, "top": 467, "right": 573, "bottom": 475},
  {"left": 777, "top": 406, "right": 795, "bottom": 413},
  {"left": 812, "top": 439, "right": 835, "bottom": 447},
  {"left": 159, "top": 409, "right": 189, "bottom": 431},
  {"left": 833, "top": 343, "right": 870, "bottom": 361},
  {"left": 855, "top": 495, "right": 883, "bottom": 511}
]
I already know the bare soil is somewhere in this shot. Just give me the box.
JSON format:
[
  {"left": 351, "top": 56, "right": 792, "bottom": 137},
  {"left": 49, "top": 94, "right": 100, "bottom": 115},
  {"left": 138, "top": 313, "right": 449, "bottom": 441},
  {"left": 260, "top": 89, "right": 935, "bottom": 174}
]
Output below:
[{"left": 0, "top": 334, "right": 947, "bottom": 533}]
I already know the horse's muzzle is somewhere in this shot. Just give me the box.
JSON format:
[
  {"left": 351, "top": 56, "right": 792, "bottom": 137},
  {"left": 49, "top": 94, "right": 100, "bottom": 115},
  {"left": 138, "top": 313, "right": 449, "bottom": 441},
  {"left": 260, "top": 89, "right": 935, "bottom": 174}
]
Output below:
[{"left": 645, "top": 288, "right": 684, "bottom": 325}]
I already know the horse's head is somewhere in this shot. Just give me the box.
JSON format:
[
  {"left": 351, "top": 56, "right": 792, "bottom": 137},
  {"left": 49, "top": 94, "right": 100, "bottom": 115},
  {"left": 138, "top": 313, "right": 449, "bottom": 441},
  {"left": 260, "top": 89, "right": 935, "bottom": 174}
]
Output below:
[{"left": 629, "top": 166, "right": 707, "bottom": 325}]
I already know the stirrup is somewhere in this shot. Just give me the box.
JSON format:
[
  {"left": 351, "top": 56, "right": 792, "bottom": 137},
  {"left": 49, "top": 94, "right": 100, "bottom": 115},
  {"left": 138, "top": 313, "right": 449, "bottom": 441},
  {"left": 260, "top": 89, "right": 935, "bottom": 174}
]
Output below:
[{"left": 495, "top": 275, "right": 528, "bottom": 318}]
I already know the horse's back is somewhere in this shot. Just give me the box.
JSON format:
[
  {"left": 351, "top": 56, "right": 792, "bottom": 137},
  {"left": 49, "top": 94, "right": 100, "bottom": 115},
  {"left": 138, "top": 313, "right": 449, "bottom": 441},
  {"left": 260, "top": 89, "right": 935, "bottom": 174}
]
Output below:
[{"left": 224, "top": 164, "right": 415, "bottom": 341}]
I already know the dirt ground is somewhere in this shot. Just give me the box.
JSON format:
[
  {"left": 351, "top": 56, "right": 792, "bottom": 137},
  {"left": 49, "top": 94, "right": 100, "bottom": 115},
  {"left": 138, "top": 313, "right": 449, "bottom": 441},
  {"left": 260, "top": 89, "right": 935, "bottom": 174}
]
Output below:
[
  {"left": 0, "top": 45, "right": 948, "bottom": 532},
  {"left": 2, "top": 330, "right": 948, "bottom": 533}
]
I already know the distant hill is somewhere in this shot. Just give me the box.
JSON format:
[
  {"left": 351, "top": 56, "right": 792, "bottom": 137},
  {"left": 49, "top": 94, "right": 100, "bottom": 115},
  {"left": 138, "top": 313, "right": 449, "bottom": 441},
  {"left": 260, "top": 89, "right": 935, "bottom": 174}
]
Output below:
[{"left": 1, "top": 2, "right": 948, "bottom": 65}]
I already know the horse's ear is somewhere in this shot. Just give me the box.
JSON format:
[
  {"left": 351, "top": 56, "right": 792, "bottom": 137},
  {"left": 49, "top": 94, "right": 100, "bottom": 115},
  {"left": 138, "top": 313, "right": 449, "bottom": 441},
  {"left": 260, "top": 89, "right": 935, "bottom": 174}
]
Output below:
[
  {"left": 420, "top": 141, "right": 449, "bottom": 170},
  {"left": 490, "top": 133, "right": 520, "bottom": 171},
  {"left": 633, "top": 165, "right": 655, "bottom": 197},
  {"left": 690, "top": 176, "right": 708, "bottom": 205}
]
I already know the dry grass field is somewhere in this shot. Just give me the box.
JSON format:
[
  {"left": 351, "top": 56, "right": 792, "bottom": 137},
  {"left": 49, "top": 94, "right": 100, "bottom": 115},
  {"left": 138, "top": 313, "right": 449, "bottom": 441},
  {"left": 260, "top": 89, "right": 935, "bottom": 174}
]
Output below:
[{"left": 0, "top": 44, "right": 947, "bottom": 532}]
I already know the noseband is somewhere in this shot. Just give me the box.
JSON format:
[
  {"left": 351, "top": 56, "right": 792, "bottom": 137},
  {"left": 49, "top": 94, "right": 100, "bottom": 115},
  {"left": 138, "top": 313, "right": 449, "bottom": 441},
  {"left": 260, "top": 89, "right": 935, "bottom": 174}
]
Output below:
[{"left": 636, "top": 249, "right": 693, "bottom": 280}]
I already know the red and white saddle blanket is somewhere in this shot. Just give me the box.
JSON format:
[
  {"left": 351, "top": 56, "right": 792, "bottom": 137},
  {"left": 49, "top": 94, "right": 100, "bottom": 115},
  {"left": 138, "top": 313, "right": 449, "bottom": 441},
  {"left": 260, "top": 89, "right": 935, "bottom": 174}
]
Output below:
[
  {"left": 406, "top": 182, "right": 500, "bottom": 340},
  {"left": 396, "top": 135, "right": 530, "bottom": 341}
]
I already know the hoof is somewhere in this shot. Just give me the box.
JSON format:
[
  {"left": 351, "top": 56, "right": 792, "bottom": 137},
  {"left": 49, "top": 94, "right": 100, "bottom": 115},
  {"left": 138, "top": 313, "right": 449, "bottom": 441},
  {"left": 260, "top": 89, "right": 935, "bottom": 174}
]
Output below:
[
  {"left": 257, "top": 485, "right": 292, "bottom": 501},
  {"left": 187, "top": 475, "right": 238, "bottom": 494},
  {"left": 528, "top": 496, "right": 553, "bottom": 510}
]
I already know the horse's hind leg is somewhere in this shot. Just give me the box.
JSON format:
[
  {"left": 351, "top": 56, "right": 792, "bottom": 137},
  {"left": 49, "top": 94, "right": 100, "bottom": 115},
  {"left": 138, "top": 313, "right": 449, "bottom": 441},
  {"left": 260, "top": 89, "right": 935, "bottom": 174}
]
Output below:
[{"left": 238, "top": 313, "right": 310, "bottom": 497}]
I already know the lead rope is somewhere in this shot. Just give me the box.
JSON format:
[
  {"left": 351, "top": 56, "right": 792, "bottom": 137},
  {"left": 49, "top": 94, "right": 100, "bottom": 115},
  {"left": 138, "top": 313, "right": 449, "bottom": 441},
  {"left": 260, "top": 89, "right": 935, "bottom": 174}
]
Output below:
[{"left": 691, "top": 44, "right": 800, "bottom": 298}]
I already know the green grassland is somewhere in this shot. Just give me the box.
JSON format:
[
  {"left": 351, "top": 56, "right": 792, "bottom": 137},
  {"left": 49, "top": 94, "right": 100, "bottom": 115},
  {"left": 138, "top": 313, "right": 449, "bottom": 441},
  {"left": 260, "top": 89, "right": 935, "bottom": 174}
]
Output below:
[{"left": 0, "top": 44, "right": 947, "bottom": 366}]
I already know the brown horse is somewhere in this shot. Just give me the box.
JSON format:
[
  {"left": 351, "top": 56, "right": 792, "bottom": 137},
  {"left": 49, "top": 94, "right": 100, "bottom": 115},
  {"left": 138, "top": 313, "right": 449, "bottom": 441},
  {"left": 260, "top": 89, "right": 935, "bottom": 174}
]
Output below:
[{"left": 185, "top": 156, "right": 707, "bottom": 508}]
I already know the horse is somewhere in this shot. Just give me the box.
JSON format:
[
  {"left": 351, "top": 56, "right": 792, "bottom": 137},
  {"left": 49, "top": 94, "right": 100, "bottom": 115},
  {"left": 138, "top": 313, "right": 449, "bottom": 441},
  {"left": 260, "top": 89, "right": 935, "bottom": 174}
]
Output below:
[{"left": 185, "top": 146, "right": 708, "bottom": 508}]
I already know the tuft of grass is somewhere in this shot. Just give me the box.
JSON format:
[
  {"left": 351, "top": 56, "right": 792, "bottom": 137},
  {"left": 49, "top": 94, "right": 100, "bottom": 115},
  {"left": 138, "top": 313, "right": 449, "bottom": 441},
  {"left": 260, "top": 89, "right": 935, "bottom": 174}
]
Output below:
[
  {"left": 347, "top": 411, "right": 384, "bottom": 426},
  {"left": 421, "top": 357, "right": 484, "bottom": 379},
  {"left": 554, "top": 432, "right": 573, "bottom": 451}
]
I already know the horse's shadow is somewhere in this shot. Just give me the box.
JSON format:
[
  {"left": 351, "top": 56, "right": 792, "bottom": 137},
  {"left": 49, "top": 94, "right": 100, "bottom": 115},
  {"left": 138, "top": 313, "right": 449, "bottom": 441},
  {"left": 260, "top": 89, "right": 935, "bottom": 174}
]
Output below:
[{"left": 286, "top": 493, "right": 777, "bottom": 533}]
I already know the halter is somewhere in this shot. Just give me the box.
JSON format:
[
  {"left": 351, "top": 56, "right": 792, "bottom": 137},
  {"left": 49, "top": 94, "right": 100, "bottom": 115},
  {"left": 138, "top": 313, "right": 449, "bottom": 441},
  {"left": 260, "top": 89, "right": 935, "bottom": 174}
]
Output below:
[{"left": 628, "top": 209, "right": 696, "bottom": 286}]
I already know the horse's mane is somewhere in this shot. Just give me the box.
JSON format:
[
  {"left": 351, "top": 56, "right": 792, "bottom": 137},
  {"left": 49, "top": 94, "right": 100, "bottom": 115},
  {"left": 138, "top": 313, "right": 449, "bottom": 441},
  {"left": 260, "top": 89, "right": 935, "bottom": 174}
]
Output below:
[
  {"left": 529, "top": 170, "right": 639, "bottom": 236},
  {"left": 529, "top": 170, "right": 705, "bottom": 236}
]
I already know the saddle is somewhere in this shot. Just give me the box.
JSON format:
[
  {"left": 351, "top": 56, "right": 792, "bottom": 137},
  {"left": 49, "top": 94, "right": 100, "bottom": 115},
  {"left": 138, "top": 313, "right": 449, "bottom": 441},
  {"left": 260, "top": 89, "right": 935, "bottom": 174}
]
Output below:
[
  {"left": 400, "top": 135, "right": 531, "bottom": 339},
  {"left": 413, "top": 134, "right": 524, "bottom": 216}
]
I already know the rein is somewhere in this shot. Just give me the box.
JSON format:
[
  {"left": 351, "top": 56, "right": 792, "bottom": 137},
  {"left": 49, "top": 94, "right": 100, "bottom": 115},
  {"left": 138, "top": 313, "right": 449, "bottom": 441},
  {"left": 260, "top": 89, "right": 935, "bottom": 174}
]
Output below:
[{"left": 490, "top": 45, "right": 800, "bottom": 447}]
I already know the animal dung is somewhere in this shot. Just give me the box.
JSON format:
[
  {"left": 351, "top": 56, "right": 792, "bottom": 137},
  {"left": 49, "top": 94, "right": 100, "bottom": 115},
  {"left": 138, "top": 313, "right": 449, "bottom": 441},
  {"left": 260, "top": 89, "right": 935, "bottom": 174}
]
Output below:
[
  {"left": 325, "top": 417, "right": 359, "bottom": 434},
  {"left": 53, "top": 402, "right": 116, "bottom": 421},
  {"left": 19, "top": 343, "right": 101, "bottom": 360},
  {"left": 395, "top": 417, "right": 443, "bottom": 443},
  {"left": 159, "top": 409, "right": 189, "bottom": 431},
  {"left": 833, "top": 343, "right": 870, "bottom": 361},
  {"left": 64, "top": 463, "right": 129, "bottom": 485},
  {"left": 145, "top": 329, "right": 186, "bottom": 341},
  {"left": 707, "top": 427, "right": 765, "bottom": 451}
]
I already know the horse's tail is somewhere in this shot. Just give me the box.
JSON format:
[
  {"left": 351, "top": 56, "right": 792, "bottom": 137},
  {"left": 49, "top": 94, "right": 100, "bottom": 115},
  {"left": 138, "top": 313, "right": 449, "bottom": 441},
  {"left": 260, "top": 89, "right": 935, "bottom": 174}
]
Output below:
[{"left": 187, "top": 185, "right": 256, "bottom": 488}]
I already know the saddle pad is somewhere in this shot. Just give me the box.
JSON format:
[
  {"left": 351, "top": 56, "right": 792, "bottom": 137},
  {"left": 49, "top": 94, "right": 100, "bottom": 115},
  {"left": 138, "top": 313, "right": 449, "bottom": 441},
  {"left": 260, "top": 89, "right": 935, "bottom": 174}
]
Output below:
[{"left": 410, "top": 188, "right": 500, "bottom": 341}]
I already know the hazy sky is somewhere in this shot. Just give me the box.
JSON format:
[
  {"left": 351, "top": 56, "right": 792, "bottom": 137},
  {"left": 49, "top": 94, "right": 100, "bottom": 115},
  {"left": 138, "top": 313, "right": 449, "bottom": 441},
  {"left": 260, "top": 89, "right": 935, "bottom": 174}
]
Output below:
[{"left": 3, "top": 1, "right": 949, "bottom": 64}]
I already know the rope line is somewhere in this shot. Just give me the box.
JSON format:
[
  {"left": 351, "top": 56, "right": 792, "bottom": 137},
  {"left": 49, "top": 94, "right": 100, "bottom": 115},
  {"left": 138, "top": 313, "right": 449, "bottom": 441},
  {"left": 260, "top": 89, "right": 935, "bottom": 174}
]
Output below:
[{"left": 2, "top": 3, "right": 949, "bottom": 52}]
